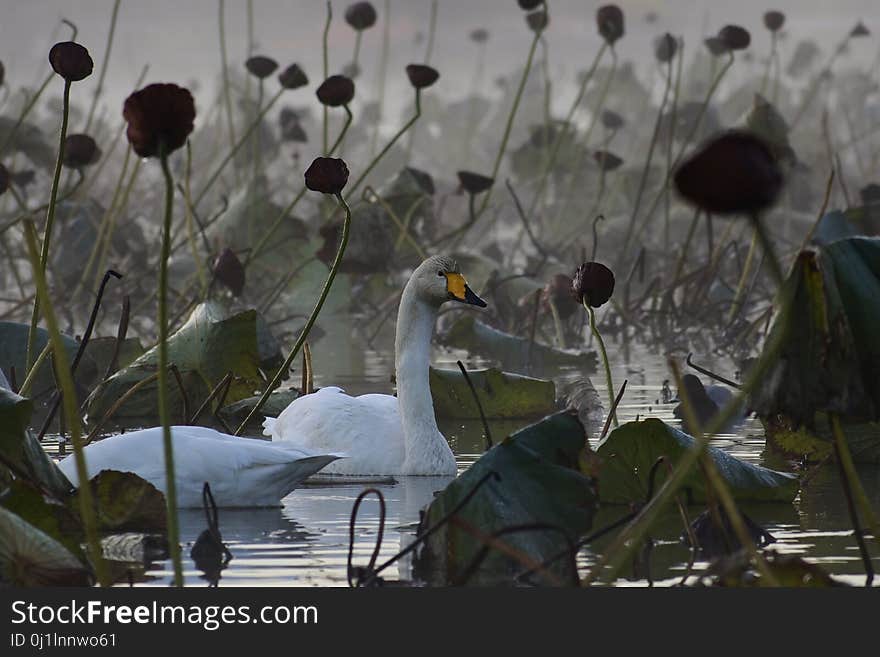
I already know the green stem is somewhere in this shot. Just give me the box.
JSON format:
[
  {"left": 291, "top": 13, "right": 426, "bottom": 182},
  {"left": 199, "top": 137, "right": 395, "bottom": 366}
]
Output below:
[
  {"left": 194, "top": 87, "right": 284, "bottom": 209},
  {"left": 349, "top": 90, "right": 421, "bottom": 196},
  {"left": 583, "top": 286, "right": 794, "bottom": 585},
  {"left": 369, "top": 0, "right": 391, "bottom": 157},
  {"left": 669, "top": 360, "right": 778, "bottom": 584},
  {"left": 623, "top": 52, "right": 674, "bottom": 251},
  {"left": 23, "top": 221, "right": 108, "bottom": 586},
  {"left": 25, "top": 79, "right": 71, "bottom": 376},
  {"left": 477, "top": 26, "right": 543, "bottom": 217},
  {"left": 750, "top": 213, "right": 784, "bottom": 287},
  {"left": 586, "top": 302, "right": 616, "bottom": 428},
  {"left": 328, "top": 104, "right": 354, "bottom": 157},
  {"left": 830, "top": 414, "right": 880, "bottom": 549},
  {"left": 83, "top": 0, "right": 121, "bottom": 133},
  {"left": 727, "top": 227, "right": 758, "bottom": 324},
  {"left": 218, "top": 0, "right": 238, "bottom": 176},
  {"left": 322, "top": 1, "right": 332, "bottom": 155},
  {"left": 235, "top": 193, "right": 353, "bottom": 435},
  {"left": 526, "top": 41, "right": 607, "bottom": 220},
  {"left": 158, "top": 148, "right": 184, "bottom": 587}
]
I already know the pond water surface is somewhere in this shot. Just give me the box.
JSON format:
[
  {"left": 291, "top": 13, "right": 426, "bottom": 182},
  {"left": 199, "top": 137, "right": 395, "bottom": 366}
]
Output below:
[{"left": 51, "top": 324, "right": 880, "bottom": 587}]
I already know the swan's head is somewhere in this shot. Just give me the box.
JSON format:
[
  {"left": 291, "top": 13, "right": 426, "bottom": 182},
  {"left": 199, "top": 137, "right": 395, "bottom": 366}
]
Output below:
[{"left": 409, "top": 255, "right": 487, "bottom": 308}]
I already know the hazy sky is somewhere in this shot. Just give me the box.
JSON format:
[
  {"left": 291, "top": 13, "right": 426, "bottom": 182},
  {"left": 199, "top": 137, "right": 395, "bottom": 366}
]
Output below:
[{"left": 1, "top": 1, "right": 876, "bottom": 124}]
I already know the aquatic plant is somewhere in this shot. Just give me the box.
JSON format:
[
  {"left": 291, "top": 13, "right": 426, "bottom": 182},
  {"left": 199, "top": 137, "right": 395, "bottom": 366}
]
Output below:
[{"left": 122, "top": 81, "right": 196, "bottom": 587}]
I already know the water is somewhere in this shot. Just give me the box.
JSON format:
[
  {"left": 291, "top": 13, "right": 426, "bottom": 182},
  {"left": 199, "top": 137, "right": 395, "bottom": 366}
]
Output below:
[{"left": 63, "top": 325, "right": 878, "bottom": 587}]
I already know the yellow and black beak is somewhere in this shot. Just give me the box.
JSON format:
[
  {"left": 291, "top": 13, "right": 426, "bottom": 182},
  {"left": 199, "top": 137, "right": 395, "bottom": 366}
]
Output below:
[{"left": 445, "top": 272, "right": 487, "bottom": 308}]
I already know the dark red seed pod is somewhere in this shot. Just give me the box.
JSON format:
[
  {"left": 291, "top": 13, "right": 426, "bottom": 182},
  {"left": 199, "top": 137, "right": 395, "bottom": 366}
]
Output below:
[
  {"left": 763, "top": 11, "right": 785, "bottom": 32},
  {"left": 213, "top": 248, "right": 245, "bottom": 296},
  {"left": 718, "top": 25, "right": 751, "bottom": 51},
  {"left": 601, "top": 109, "right": 625, "bottom": 131},
  {"left": 654, "top": 33, "right": 678, "bottom": 63},
  {"left": 122, "top": 83, "right": 196, "bottom": 158},
  {"left": 245, "top": 55, "right": 279, "bottom": 79},
  {"left": 316, "top": 75, "right": 355, "bottom": 106},
  {"left": 593, "top": 150, "right": 623, "bottom": 171},
  {"left": 49, "top": 41, "right": 93, "bottom": 82},
  {"left": 470, "top": 28, "right": 489, "bottom": 44},
  {"left": 517, "top": 0, "right": 543, "bottom": 10},
  {"left": 345, "top": 2, "right": 378, "bottom": 31},
  {"left": 596, "top": 5, "right": 625, "bottom": 45},
  {"left": 541, "top": 273, "right": 578, "bottom": 319},
  {"left": 278, "top": 63, "right": 309, "bottom": 89},
  {"left": 851, "top": 21, "right": 870, "bottom": 38},
  {"left": 62, "top": 133, "right": 101, "bottom": 168},
  {"left": 457, "top": 170, "right": 494, "bottom": 195},
  {"left": 525, "top": 9, "right": 549, "bottom": 32},
  {"left": 704, "top": 36, "right": 730, "bottom": 56},
  {"left": 304, "top": 157, "right": 349, "bottom": 194},
  {"left": 674, "top": 130, "right": 783, "bottom": 216},
  {"left": 571, "top": 262, "right": 615, "bottom": 308},
  {"left": 405, "top": 64, "right": 439, "bottom": 89}
]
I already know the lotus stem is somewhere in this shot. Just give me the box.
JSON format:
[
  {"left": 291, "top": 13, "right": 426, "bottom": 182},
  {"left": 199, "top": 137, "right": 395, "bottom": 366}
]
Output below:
[
  {"left": 585, "top": 301, "right": 616, "bottom": 428},
  {"left": 477, "top": 23, "right": 544, "bottom": 217},
  {"left": 218, "top": 0, "right": 238, "bottom": 177},
  {"left": 235, "top": 193, "right": 352, "bottom": 435},
  {"left": 369, "top": 0, "right": 391, "bottom": 157},
  {"left": 83, "top": 0, "right": 120, "bottom": 133},
  {"left": 23, "top": 221, "right": 108, "bottom": 587},
  {"left": 668, "top": 360, "right": 778, "bottom": 584},
  {"left": 25, "top": 79, "right": 72, "bottom": 376},
  {"left": 830, "top": 414, "right": 880, "bottom": 552},
  {"left": 322, "top": 1, "right": 332, "bottom": 154},
  {"left": 526, "top": 41, "right": 608, "bottom": 219},
  {"left": 623, "top": 50, "right": 675, "bottom": 251},
  {"left": 349, "top": 89, "right": 422, "bottom": 196},
  {"left": 194, "top": 87, "right": 285, "bottom": 209},
  {"left": 582, "top": 287, "right": 794, "bottom": 585},
  {"left": 158, "top": 147, "right": 184, "bottom": 587},
  {"left": 727, "top": 227, "right": 759, "bottom": 324}
]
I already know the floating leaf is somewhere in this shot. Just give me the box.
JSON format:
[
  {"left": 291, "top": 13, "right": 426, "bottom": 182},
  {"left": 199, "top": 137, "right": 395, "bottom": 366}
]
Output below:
[
  {"left": 0, "top": 506, "right": 91, "bottom": 586},
  {"left": 440, "top": 315, "right": 597, "bottom": 375},
  {"left": 596, "top": 418, "right": 798, "bottom": 504},
  {"left": 0, "top": 387, "right": 73, "bottom": 498},
  {"left": 429, "top": 367, "right": 556, "bottom": 419},
  {"left": 86, "top": 302, "right": 281, "bottom": 427},
  {"left": 0, "top": 480, "right": 83, "bottom": 559},
  {"left": 752, "top": 237, "right": 880, "bottom": 461},
  {"left": 414, "top": 410, "right": 597, "bottom": 586},
  {"left": 75, "top": 470, "right": 167, "bottom": 533}
]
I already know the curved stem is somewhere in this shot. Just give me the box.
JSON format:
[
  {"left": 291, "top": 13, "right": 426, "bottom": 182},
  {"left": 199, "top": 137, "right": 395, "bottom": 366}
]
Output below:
[
  {"left": 235, "top": 193, "right": 353, "bottom": 435},
  {"left": 369, "top": 0, "right": 391, "bottom": 157},
  {"left": 194, "top": 87, "right": 285, "bottom": 209},
  {"left": 526, "top": 41, "right": 608, "bottom": 219},
  {"left": 349, "top": 90, "right": 421, "bottom": 196},
  {"left": 23, "top": 221, "right": 108, "bottom": 586},
  {"left": 158, "top": 149, "right": 184, "bottom": 587},
  {"left": 586, "top": 301, "right": 616, "bottom": 428},
  {"left": 477, "top": 25, "right": 543, "bottom": 217},
  {"left": 623, "top": 51, "right": 674, "bottom": 251},
  {"left": 328, "top": 104, "right": 353, "bottom": 156},
  {"left": 25, "top": 79, "right": 71, "bottom": 375}
]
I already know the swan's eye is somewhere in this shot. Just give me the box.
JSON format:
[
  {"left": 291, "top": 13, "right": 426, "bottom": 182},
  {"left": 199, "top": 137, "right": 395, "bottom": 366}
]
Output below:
[{"left": 437, "top": 270, "right": 445, "bottom": 277}]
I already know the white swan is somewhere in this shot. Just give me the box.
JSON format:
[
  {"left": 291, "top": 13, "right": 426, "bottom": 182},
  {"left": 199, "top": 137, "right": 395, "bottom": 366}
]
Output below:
[
  {"left": 263, "top": 255, "right": 487, "bottom": 476},
  {"left": 57, "top": 426, "right": 342, "bottom": 507}
]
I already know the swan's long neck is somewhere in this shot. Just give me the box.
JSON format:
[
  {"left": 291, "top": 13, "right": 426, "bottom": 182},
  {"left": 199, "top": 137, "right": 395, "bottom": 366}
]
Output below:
[{"left": 395, "top": 282, "right": 442, "bottom": 464}]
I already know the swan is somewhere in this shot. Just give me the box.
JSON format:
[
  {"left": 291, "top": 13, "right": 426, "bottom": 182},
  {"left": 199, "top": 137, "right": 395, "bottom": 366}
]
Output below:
[
  {"left": 57, "top": 426, "right": 342, "bottom": 507},
  {"left": 263, "top": 255, "right": 487, "bottom": 476}
]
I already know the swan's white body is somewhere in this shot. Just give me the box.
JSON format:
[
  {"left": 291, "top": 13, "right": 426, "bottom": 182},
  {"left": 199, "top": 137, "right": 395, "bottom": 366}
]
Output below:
[
  {"left": 58, "top": 426, "right": 342, "bottom": 507},
  {"left": 264, "top": 255, "right": 484, "bottom": 476}
]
